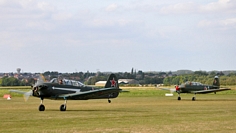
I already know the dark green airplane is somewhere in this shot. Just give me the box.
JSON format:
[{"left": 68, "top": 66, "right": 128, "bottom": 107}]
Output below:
[
  {"left": 161, "top": 76, "right": 231, "bottom": 101},
  {"left": 10, "top": 74, "right": 122, "bottom": 111}
]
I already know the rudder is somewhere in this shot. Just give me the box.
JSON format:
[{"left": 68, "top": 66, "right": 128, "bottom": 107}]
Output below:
[
  {"left": 213, "top": 76, "right": 220, "bottom": 88},
  {"left": 105, "top": 74, "right": 119, "bottom": 89}
]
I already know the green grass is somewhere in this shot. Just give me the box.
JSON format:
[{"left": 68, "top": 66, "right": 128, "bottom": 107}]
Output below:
[
  {"left": 0, "top": 87, "right": 236, "bottom": 133},
  {"left": 0, "top": 86, "right": 31, "bottom": 89}
]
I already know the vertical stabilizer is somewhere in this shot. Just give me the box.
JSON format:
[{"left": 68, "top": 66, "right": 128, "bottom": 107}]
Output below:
[
  {"left": 105, "top": 74, "right": 119, "bottom": 89},
  {"left": 213, "top": 76, "right": 220, "bottom": 88}
]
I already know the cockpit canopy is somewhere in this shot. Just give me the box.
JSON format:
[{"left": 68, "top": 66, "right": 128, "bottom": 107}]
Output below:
[
  {"left": 184, "top": 81, "right": 203, "bottom": 86},
  {"left": 50, "top": 78, "right": 85, "bottom": 87}
]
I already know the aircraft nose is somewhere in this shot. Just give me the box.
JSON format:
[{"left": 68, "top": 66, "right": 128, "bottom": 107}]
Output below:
[
  {"left": 38, "top": 85, "right": 48, "bottom": 90},
  {"left": 32, "top": 85, "right": 48, "bottom": 96},
  {"left": 175, "top": 85, "right": 180, "bottom": 91}
]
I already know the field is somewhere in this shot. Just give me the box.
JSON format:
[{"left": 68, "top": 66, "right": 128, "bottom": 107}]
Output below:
[{"left": 0, "top": 87, "right": 236, "bottom": 133}]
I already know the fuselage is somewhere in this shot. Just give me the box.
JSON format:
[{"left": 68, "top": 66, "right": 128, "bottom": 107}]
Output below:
[
  {"left": 32, "top": 82, "right": 120, "bottom": 100},
  {"left": 177, "top": 81, "right": 219, "bottom": 93}
]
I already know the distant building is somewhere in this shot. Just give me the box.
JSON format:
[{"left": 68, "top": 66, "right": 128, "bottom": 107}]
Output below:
[
  {"left": 118, "top": 79, "right": 139, "bottom": 85},
  {"left": 95, "top": 81, "right": 107, "bottom": 86}
]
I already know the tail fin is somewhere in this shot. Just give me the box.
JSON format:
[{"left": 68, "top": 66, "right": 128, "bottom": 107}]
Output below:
[
  {"left": 213, "top": 76, "right": 220, "bottom": 88},
  {"left": 105, "top": 74, "right": 119, "bottom": 89}
]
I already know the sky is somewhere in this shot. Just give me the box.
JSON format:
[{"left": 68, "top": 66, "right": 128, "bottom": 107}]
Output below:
[{"left": 0, "top": 0, "right": 236, "bottom": 73}]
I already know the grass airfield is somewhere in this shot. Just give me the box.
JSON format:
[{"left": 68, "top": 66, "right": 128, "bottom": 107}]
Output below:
[{"left": 0, "top": 87, "right": 236, "bottom": 133}]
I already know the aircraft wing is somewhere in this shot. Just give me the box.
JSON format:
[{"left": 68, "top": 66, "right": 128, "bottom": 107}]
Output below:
[
  {"left": 191, "top": 88, "right": 231, "bottom": 94},
  {"left": 58, "top": 87, "right": 122, "bottom": 99}
]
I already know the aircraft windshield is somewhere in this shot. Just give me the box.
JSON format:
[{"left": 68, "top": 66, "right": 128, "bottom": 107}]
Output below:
[
  {"left": 185, "top": 81, "right": 203, "bottom": 86},
  {"left": 50, "top": 78, "right": 85, "bottom": 87},
  {"left": 50, "top": 78, "right": 58, "bottom": 83},
  {"left": 63, "top": 79, "right": 85, "bottom": 87}
]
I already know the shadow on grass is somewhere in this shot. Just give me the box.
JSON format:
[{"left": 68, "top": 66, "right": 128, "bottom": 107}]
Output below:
[
  {"left": 174, "top": 98, "right": 236, "bottom": 101},
  {"left": 44, "top": 109, "right": 149, "bottom": 112}
]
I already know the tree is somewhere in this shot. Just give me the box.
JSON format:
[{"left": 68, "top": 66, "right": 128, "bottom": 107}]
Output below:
[
  {"left": 131, "top": 68, "right": 134, "bottom": 75},
  {"left": 1, "top": 76, "right": 20, "bottom": 86},
  {"left": 194, "top": 71, "right": 208, "bottom": 76}
]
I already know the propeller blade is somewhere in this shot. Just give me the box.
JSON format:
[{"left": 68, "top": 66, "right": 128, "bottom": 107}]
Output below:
[
  {"left": 170, "top": 88, "right": 176, "bottom": 93},
  {"left": 32, "top": 74, "right": 46, "bottom": 87},
  {"left": 23, "top": 90, "right": 32, "bottom": 102},
  {"left": 159, "top": 88, "right": 175, "bottom": 93}
]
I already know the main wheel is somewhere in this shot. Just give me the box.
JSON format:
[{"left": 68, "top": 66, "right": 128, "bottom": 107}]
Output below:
[
  {"left": 39, "top": 104, "right": 45, "bottom": 111},
  {"left": 178, "top": 97, "right": 181, "bottom": 100},
  {"left": 60, "top": 104, "right": 66, "bottom": 111},
  {"left": 108, "top": 100, "right": 111, "bottom": 103},
  {"left": 192, "top": 97, "right": 195, "bottom": 101}
]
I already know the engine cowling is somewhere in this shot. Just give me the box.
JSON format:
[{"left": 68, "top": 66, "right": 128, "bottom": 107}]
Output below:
[{"left": 32, "top": 85, "right": 48, "bottom": 96}]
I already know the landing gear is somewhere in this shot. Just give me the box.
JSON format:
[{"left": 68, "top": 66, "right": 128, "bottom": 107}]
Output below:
[
  {"left": 60, "top": 98, "right": 67, "bottom": 111},
  {"left": 178, "top": 96, "right": 181, "bottom": 100},
  {"left": 60, "top": 104, "right": 66, "bottom": 111},
  {"left": 192, "top": 93, "right": 196, "bottom": 101},
  {"left": 108, "top": 99, "right": 111, "bottom": 103},
  {"left": 176, "top": 92, "right": 197, "bottom": 101},
  {"left": 108, "top": 94, "right": 112, "bottom": 103},
  {"left": 39, "top": 97, "right": 45, "bottom": 111},
  {"left": 39, "top": 104, "right": 45, "bottom": 111},
  {"left": 177, "top": 93, "right": 181, "bottom": 100}
]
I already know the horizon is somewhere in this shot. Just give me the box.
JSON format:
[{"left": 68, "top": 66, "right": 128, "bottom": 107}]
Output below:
[{"left": 1, "top": 69, "right": 236, "bottom": 74}]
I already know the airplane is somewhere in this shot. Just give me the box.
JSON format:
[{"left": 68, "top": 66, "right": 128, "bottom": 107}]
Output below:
[
  {"left": 10, "top": 73, "right": 122, "bottom": 111},
  {"left": 160, "top": 76, "right": 231, "bottom": 101}
]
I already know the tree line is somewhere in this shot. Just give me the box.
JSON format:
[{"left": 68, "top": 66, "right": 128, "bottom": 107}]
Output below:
[
  {"left": 0, "top": 76, "right": 34, "bottom": 86},
  {"left": 163, "top": 71, "right": 236, "bottom": 86},
  {"left": 1, "top": 70, "right": 236, "bottom": 86}
]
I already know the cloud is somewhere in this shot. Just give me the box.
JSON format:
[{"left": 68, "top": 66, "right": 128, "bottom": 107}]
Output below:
[
  {"left": 52, "top": 12, "right": 73, "bottom": 21},
  {"left": 150, "top": 0, "right": 236, "bottom": 15},
  {"left": 36, "top": 1, "right": 54, "bottom": 11},
  {"left": 200, "top": 0, "right": 236, "bottom": 13},
  {"left": 88, "top": 18, "right": 133, "bottom": 28},
  {"left": 0, "top": 32, "right": 26, "bottom": 50},
  {"left": 105, "top": 4, "right": 118, "bottom": 12},
  {"left": 220, "top": 17, "right": 236, "bottom": 25},
  {"left": 198, "top": 18, "right": 236, "bottom": 29},
  {"left": 160, "top": 2, "right": 197, "bottom": 14},
  {"left": 198, "top": 20, "right": 214, "bottom": 27},
  {"left": 0, "top": 1, "right": 55, "bottom": 29}
]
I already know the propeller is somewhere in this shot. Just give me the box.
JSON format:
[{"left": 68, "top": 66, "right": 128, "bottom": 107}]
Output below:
[
  {"left": 175, "top": 85, "right": 181, "bottom": 93},
  {"left": 170, "top": 88, "right": 177, "bottom": 93},
  {"left": 158, "top": 87, "right": 176, "bottom": 96},
  {"left": 10, "top": 74, "right": 46, "bottom": 101},
  {"left": 23, "top": 90, "right": 33, "bottom": 101}
]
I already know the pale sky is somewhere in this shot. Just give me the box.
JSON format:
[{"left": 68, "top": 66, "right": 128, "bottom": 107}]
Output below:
[{"left": 0, "top": 0, "right": 236, "bottom": 73}]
